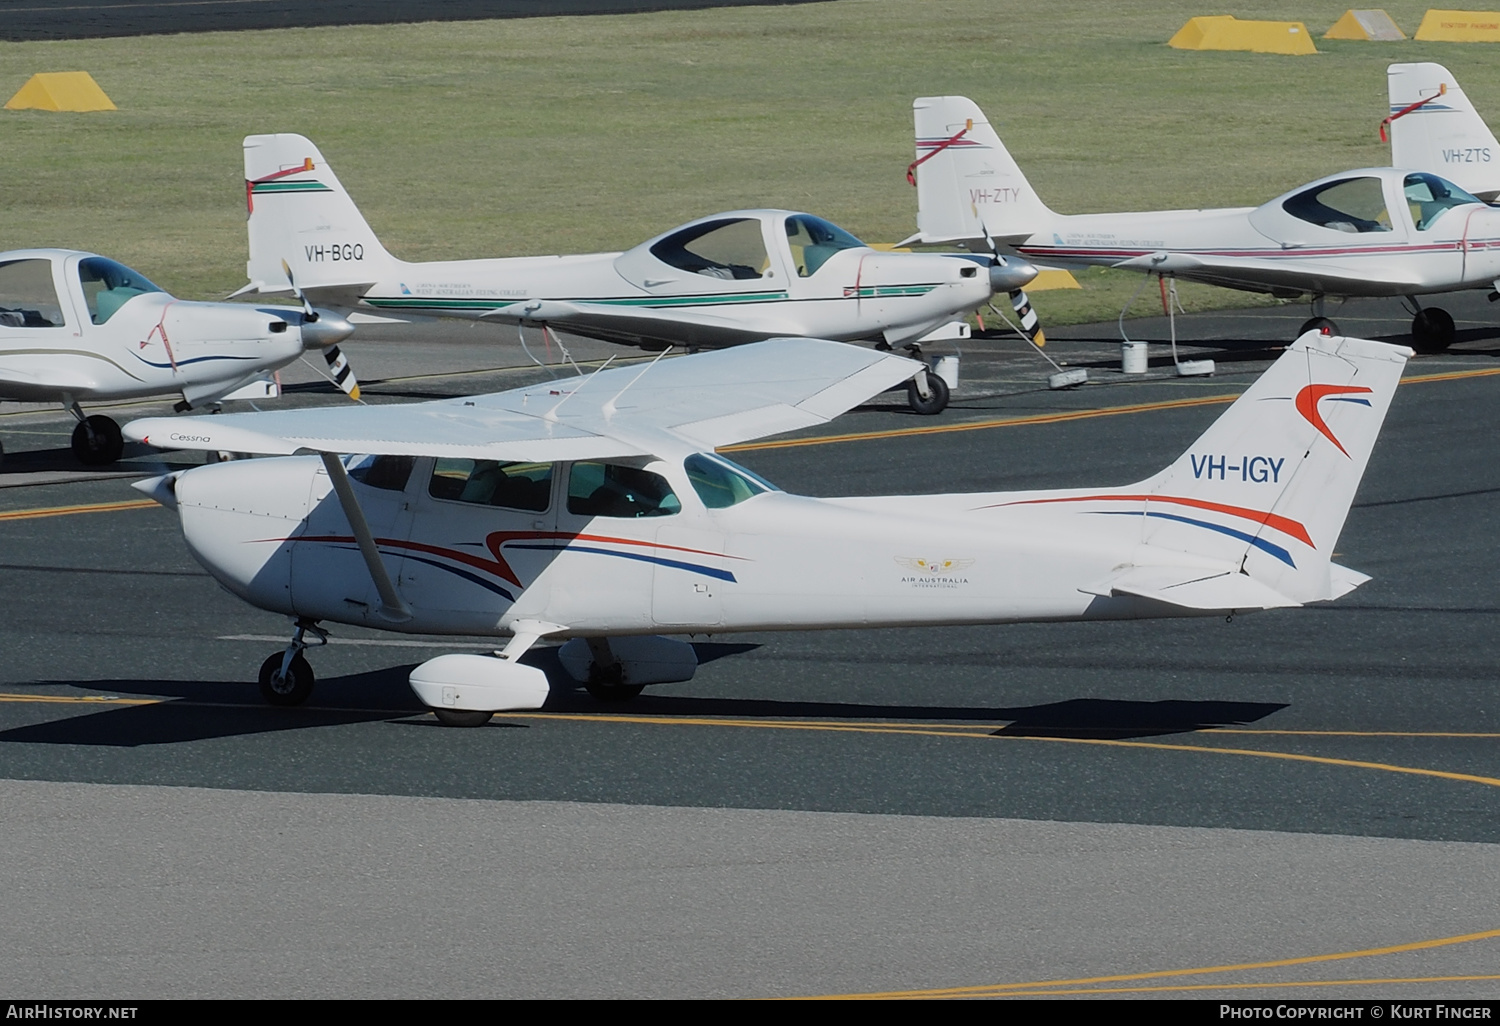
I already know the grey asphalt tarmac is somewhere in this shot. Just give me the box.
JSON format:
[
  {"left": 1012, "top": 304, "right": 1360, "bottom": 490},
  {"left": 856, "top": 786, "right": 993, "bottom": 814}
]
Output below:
[{"left": 3, "top": 297, "right": 1500, "bottom": 998}]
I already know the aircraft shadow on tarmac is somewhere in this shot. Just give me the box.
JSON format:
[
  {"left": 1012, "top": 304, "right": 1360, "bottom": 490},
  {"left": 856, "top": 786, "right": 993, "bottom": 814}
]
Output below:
[{"left": 0, "top": 644, "right": 1286, "bottom": 746}]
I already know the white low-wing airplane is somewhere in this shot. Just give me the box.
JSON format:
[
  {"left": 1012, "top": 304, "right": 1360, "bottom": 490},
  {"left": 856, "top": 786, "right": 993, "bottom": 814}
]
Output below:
[
  {"left": 0, "top": 249, "right": 357, "bottom": 464},
  {"left": 128, "top": 331, "right": 1407, "bottom": 726},
  {"left": 902, "top": 95, "right": 1500, "bottom": 353},
  {"left": 237, "top": 133, "right": 1041, "bottom": 414}
]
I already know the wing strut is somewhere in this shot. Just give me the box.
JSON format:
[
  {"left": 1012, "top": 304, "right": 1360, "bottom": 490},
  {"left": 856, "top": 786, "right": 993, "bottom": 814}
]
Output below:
[{"left": 317, "top": 451, "right": 413, "bottom": 623}]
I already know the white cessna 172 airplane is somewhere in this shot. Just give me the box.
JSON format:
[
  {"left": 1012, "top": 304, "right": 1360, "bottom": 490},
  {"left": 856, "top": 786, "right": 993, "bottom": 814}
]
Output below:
[
  {"left": 903, "top": 95, "right": 1500, "bottom": 354},
  {"left": 0, "top": 249, "right": 357, "bottom": 464},
  {"left": 128, "top": 331, "right": 1406, "bottom": 726},
  {"left": 237, "top": 133, "right": 1041, "bottom": 414}
]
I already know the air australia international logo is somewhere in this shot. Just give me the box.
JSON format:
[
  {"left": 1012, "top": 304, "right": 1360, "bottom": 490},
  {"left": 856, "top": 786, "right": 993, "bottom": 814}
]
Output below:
[
  {"left": 1295, "top": 383, "right": 1373, "bottom": 457},
  {"left": 896, "top": 557, "right": 974, "bottom": 590}
]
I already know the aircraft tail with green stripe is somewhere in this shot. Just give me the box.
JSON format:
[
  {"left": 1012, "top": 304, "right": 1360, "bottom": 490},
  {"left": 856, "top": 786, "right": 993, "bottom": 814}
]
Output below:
[{"left": 243, "top": 133, "right": 400, "bottom": 305}]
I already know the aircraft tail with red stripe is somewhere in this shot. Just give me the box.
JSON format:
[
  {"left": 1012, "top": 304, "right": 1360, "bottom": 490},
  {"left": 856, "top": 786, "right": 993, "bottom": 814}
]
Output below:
[
  {"left": 1124, "top": 331, "right": 1410, "bottom": 606},
  {"left": 907, "top": 95, "right": 1055, "bottom": 247},
  {"left": 1388, "top": 63, "right": 1500, "bottom": 201}
]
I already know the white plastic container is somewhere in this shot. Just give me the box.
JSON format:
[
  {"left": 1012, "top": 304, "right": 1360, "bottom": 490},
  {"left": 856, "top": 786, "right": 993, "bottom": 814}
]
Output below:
[
  {"left": 1121, "top": 340, "right": 1148, "bottom": 374},
  {"left": 932, "top": 354, "right": 960, "bottom": 390}
]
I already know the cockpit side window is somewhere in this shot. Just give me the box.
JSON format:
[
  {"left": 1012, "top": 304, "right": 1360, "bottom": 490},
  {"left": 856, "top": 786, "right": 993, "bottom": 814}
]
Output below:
[
  {"left": 0, "top": 259, "right": 66, "bottom": 328},
  {"left": 784, "top": 215, "right": 865, "bottom": 277},
  {"left": 567, "top": 462, "right": 680, "bottom": 518},
  {"left": 649, "top": 218, "right": 768, "bottom": 280},
  {"left": 1404, "top": 173, "right": 1482, "bottom": 231},
  {"left": 429, "top": 458, "right": 552, "bottom": 511},
  {"left": 349, "top": 454, "right": 416, "bottom": 492},
  {"left": 1282, "top": 177, "right": 1393, "bottom": 234},
  {"left": 77, "top": 256, "right": 163, "bottom": 325},
  {"left": 685, "top": 452, "right": 777, "bottom": 508}
]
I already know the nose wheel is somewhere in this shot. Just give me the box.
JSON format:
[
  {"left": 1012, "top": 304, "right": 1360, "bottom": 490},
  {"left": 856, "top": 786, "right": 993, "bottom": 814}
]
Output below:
[
  {"left": 902, "top": 345, "right": 950, "bottom": 415},
  {"left": 256, "top": 619, "right": 326, "bottom": 706},
  {"left": 258, "top": 652, "right": 314, "bottom": 706}
]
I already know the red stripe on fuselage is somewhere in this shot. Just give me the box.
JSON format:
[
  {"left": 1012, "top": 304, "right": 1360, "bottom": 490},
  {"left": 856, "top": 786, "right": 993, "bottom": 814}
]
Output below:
[
  {"left": 977, "top": 494, "right": 1315, "bottom": 548},
  {"left": 259, "top": 530, "right": 744, "bottom": 589}
]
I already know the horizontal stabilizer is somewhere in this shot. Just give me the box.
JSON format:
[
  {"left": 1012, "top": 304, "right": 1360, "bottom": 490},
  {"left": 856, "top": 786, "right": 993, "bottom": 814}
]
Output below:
[
  {"left": 1082, "top": 564, "right": 1301, "bottom": 611},
  {"left": 1328, "top": 562, "right": 1371, "bottom": 600}
]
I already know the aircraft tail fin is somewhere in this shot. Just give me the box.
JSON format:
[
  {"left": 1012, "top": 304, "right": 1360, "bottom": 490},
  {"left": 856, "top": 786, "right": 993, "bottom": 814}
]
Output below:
[
  {"left": 907, "top": 96, "right": 1053, "bottom": 246},
  {"left": 1127, "top": 332, "right": 1409, "bottom": 605},
  {"left": 1387, "top": 63, "right": 1500, "bottom": 201},
  {"left": 243, "top": 133, "right": 399, "bottom": 300}
]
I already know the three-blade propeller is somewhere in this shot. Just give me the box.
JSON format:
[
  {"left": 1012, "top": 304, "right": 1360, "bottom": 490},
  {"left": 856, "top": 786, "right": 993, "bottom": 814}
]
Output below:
[
  {"left": 979, "top": 222, "right": 1046, "bottom": 347},
  {"left": 282, "top": 259, "right": 361, "bottom": 401}
]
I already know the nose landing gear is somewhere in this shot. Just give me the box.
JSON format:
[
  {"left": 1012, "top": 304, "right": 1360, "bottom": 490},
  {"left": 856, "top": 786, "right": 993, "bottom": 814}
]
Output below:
[
  {"left": 257, "top": 619, "right": 326, "bottom": 706},
  {"left": 901, "top": 344, "right": 950, "bottom": 415}
]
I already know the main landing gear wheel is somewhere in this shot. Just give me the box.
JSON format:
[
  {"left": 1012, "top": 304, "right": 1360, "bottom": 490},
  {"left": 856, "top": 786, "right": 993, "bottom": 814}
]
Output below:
[
  {"left": 1411, "top": 307, "right": 1456, "bottom": 354},
  {"left": 1298, "top": 316, "right": 1338, "bottom": 338},
  {"left": 432, "top": 709, "right": 494, "bottom": 727},
  {"left": 258, "top": 651, "right": 314, "bottom": 706},
  {"left": 71, "top": 415, "right": 123, "bottom": 465},
  {"left": 585, "top": 680, "right": 646, "bottom": 702},
  {"left": 906, "top": 371, "right": 949, "bottom": 415}
]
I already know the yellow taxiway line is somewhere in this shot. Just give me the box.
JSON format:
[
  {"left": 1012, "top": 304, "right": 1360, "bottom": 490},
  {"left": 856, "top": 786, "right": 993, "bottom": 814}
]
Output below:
[
  {"left": 0, "top": 692, "right": 157, "bottom": 705},
  {"left": 806, "top": 926, "right": 1500, "bottom": 999},
  {"left": 723, "top": 364, "right": 1500, "bottom": 453},
  {"left": 930, "top": 973, "right": 1500, "bottom": 999},
  {"left": 0, "top": 498, "right": 157, "bottom": 521}
]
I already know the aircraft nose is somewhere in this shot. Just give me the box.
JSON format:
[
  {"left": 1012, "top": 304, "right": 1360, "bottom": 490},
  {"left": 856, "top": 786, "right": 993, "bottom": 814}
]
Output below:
[
  {"left": 300, "top": 309, "right": 355, "bottom": 349},
  {"left": 989, "top": 255, "right": 1039, "bottom": 294}
]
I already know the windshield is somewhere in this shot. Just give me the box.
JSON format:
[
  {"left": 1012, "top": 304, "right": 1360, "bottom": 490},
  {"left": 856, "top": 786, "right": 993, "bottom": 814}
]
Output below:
[
  {"left": 1282, "top": 177, "right": 1393, "bottom": 233},
  {"left": 649, "top": 218, "right": 768, "bottom": 280},
  {"left": 784, "top": 214, "right": 864, "bottom": 276},
  {"left": 0, "top": 258, "right": 65, "bottom": 328},
  {"left": 685, "top": 453, "right": 778, "bottom": 508},
  {"left": 78, "top": 256, "right": 163, "bottom": 325},
  {"left": 1404, "top": 173, "right": 1482, "bottom": 231}
]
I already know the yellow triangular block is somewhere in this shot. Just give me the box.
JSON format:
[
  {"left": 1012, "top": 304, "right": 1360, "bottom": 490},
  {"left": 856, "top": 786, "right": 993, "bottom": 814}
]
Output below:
[
  {"left": 1325, "top": 9, "right": 1407, "bottom": 39},
  {"left": 1169, "top": 15, "right": 1318, "bottom": 54},
  {"left": 5, "top": 72, "right": 115, "bottom": 112},
  {"left": 1028, "top": 269, "right": 1081, "bottom": 291},
  {"left": 1415, "top": 10, "right": 1500, "bottom": 41}
]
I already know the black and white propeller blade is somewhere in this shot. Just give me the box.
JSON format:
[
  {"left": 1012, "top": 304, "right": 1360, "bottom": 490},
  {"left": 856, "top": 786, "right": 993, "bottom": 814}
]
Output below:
[{"left": 282, "top": 258, "right": 361, "bottom": 401}]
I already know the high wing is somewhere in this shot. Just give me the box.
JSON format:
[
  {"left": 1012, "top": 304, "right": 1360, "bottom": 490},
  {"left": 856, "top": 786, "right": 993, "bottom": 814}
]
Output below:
[
  {"left": 124, "top": 337, "right": 920, "bottom": 461},
  {"left": 485, "top": 300, "right": 806, "bottom": 349}
]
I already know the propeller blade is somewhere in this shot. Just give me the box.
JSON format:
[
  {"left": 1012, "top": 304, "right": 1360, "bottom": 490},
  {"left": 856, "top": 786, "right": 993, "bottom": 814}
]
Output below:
[
  {"left": 1009, "top": 288, "right": 1046, "bottom": 347},
  {"left": 280, "top": 258, "right": 317, "bottom": 321},
  {"left": 322, "top": 344, "right": 361, "bottom": 402}
]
